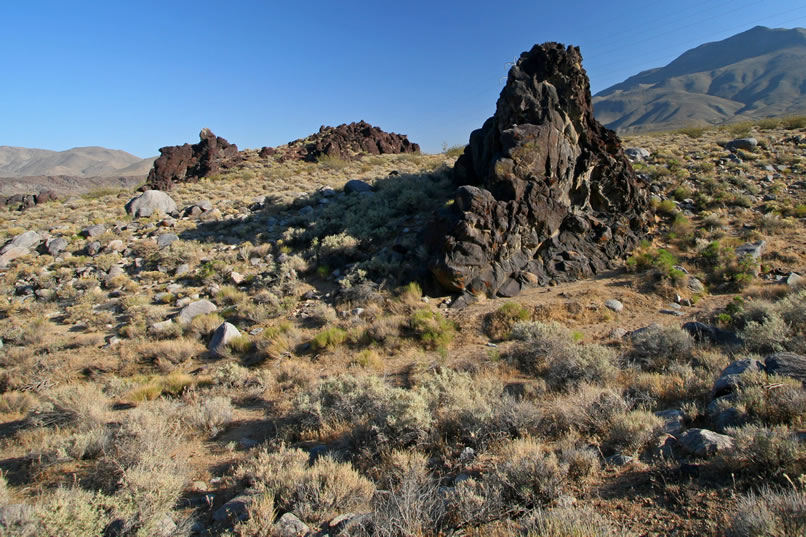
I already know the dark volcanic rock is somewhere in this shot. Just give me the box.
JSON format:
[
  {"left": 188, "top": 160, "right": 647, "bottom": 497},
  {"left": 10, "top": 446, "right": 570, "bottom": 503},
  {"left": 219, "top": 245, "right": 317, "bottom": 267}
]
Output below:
[
  {"left": 279, "top": 121, "right": 420, "bottom": 162},
  {"left": 429, "top": 43, "right": 650, "bottom": 297},
  {"left": 146, "top": 128, "right": 241, "bottom": 191}
]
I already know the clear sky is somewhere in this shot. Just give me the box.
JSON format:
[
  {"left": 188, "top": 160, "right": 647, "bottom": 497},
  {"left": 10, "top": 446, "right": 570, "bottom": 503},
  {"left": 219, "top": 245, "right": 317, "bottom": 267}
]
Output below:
[{"left": 3, "top": 0, "right": 806, "bottom": 157}]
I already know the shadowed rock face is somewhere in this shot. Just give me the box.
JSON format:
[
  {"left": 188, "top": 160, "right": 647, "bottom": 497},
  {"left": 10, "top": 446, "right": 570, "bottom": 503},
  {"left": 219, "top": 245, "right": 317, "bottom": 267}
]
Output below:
[
  {"left": 274, "top": 121, "right": 420, "bottom": 162},
  {"left": 430, "top": 42, "right": 651, "bottom": 298},
  {"left": 147, "top": 128, "right": 241, "bottom": 191}
]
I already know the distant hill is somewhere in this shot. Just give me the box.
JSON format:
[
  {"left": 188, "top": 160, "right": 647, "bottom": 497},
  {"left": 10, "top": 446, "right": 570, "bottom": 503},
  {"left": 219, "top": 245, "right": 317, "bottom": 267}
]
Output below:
[
  {"left": 593, "top": 26, "right": 806, "bottom": 133},
  {"left": 0, "top": 146, "right": 155, "bottom": 178}
]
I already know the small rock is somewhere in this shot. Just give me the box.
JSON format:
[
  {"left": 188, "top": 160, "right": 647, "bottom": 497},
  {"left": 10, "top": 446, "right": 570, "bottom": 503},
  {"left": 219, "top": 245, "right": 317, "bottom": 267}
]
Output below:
[
  {"left": 787, "top": 273, "right": 804, "bottom": 288},
  {"left": 655, "top": 409, "right": 685, "bottom": 435},
  {"left": 149, "top": 320, "right": 176, "bottom": 335},
  {"left": 605, "top": 299, "right": 623, "bottom": 312},
  {"left": 678, "top": 428, "right": 734, "bottom": 457},
  {"left": 687, "top": 276, "right": 705, "bottom": 293},
  {"left": 608, "top": 327, "right": 628, "bottom": 340},
  {"left": 606, "top": 454, "right": 633, "bottom": 466},
  {"left": 105, "top": 239, "right": 125, "bottom": 252},
  {"left": 213, "top": 492, "right": 255, "bottom": 523},
  {"left": 208, "top": 322, "right": 241, "bottom": 357},
  {"left": 106, "top": 266, "right": 125, "bottom": 280},
  {"left": 735, "top": 240, "right": 765, "bottom": 260},
  {"left": 45, "top": 237, "right": 68, "bottom": 256},
  {"left": 86, "top": 241, "right": 102, "bottom": 256},
  {"left": 175, "top": 263, "right": 190, "bottom": 277},
  {"left": 273, "top": 512, "right": 310, "bottom": 537},
  {"left": 625, "top": 147, "right": 650, "bottom": 161},
  {"left": 230, "top": 271, "right": 244, "bottom": 285}
]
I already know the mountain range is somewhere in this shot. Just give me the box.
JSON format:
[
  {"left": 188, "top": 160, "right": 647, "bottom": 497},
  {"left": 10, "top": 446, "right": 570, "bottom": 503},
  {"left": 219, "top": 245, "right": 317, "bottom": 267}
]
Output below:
[
  {"left": 593, "top": 26, "right": 806, "bottom": 133},
  {"left": 0, "top": 146, "right": 155, "bottom": 179}
]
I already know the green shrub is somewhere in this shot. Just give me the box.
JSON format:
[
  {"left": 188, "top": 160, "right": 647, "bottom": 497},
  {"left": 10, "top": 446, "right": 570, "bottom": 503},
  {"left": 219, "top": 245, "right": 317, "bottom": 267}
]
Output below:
[
  {"left": 311, "top": 326, "right": 348, "bottom": 351},
  {"left": 483, "top": 302, "right": 531, "bottom": 340},
  {"left": 409, "top": 309, "right": 454, "bottom": 349}
]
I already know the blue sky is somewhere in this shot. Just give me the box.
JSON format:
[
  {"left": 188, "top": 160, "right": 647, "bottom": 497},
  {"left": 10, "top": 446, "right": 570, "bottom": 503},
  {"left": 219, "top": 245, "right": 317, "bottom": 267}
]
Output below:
[{"left": 3, "top": 0, "right": 806, "bottom": 157}]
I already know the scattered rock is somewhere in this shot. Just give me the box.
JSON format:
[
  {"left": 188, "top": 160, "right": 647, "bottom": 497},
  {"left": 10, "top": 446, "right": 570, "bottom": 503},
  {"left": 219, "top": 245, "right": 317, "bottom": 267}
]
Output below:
[
  {"left": 208, "top": 322, "right": 241, "bottom": 356},
  {"left": 175, "top": 263, "right": 190, "bottom": 277},
  {"left": 606, "top": 454, "right": 633, "bottom": 466},
  {"left": 149, "top": 320, "right": 176, "bottom": 335},
  {"left": 678, "top": 428, "right": 734, "bottom": 457},
  {"left": 687, "top": 276, "right": 705, "bottom": 293},
  {"left": 735, "top": 240, "right": 765, "bottom": 260},
  {"left": 654, "top": 409, "right": 685, "bottom": 435},
  {"left": 605, "top": 299, "right": 624, "bottom": 312},
  {"left": 787, "top": 272, "right": 804, "bottom": 287},
  {"left": 105, "top": 239, "right": 125, "bottom": 252},
  {"left": 764, "top": 352, "right": 806, "bottom": 384},
  {"left": 429, "top": 42, "right": 650, "bottom": 297},
  {"left": 273, "top": 512, "right": 310, "bottom": 537},
  {"left": 147, "top": 128, "right": 241, "bottom": 191},
  {"left": 125, "top": 190, "right": 178, "bottom": 218},
  {"left": 177, "top": 299, "right": 217, "bottom": 324},
  {"left": 86, "top": 241, "right": 102, "bottom": 256},
  {"left": 213, "top": 491, "right": 255, "bottom": 523},
  {"left": 712, "top": 359, "right": 765, "bottom": 398}
]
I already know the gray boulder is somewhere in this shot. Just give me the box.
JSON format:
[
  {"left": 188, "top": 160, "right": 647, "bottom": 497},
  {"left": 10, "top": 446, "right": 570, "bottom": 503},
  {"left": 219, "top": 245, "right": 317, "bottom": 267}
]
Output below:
[
  {"left": 625, "top": 147, "right": 650, "bottom": 161},
  {"left": 735, "top": 240, "right": 765, "bottom": 260},
  {"left": 654, "top": 408, "right": 685, "bottom": 435},
  {"left": 177, "top": 299, "right": 217, "bottom": 324},
  {"left": 726, "top": 138, "right": 758, "bottom": 151},
  {"left": 213, "top": 491, "right": 255, "bottom": 523},
  {"left": 208, "top": 322, "right": 241, "bottom": 356},
  {"left": 45, "top": 237, "right": 68, "bottom": 256},
  {"left": 605, "top": 299, "right": 624, "bottom": 312},
  {"left": 764, "top": 352, "right": 806, "bottom": 384},
  {"left": 344, "top": 179, "right": 372, "bottom": 194},
  {"left": 712, "top": 359, "right": 764, "bottom": 398},
  {"left": 678, "top": 428, "right": 734, "bottom": 457},
  {"left": 1, "top": 230, "right": 41, "bottom": 254},
  {"left": 0, "top": 247, "right": 30, "bottom": 268},
  {"left": 787, "top": 272, "right": 804, "bottom": 288},
  {"left": 125, "top": 190, "right": 177, "bottom": 218},
  {"left": 81, "top": 224, "right": 106, "bottom": 238},
  {"left": 86, "top": 241, "right": 102, "bottom": 256},
  {"left": 156, "top": 233, "right": 178, "bottom": 249}
]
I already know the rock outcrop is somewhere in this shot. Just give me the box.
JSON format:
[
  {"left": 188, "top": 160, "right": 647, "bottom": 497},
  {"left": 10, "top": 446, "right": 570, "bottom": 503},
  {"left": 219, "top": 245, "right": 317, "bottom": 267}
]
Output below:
[
  {"left": 274, "top": 121, "right": 420, "bottom": 162},
  {"left": 146, "top": 128, "right": 241, "bottom": 191},
  {"left": 429, "top": 42, "right": 651, "bottom": 298}
]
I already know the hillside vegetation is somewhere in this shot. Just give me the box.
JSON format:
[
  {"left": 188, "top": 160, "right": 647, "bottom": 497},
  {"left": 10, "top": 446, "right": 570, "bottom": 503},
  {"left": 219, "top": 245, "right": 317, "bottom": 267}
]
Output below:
[{"left": 0, "top": 119, "right": 805, "bottom": 536}]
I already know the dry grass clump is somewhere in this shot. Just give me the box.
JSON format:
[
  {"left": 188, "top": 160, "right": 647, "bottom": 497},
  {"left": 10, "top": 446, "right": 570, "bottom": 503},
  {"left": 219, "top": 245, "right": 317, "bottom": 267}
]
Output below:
[
  {"left": 520, "top": 505, "right": 624, "bottom": 537},
  {"left": 235, "top": 446, "right": 374, "bottom": 525},
  {"left": 135, "top": 337, "right": 205, "bottom": 364},
  {"left": 125, "top": 371, "right": 196, "bottom": 402},
  {"left": 179, "top": 395, "right": 234, "bottom": 438},
  {"left": 605, "top": 409, "right": 665, "bottom": 455},
  {"left": 738, "top": 289, "right": 806, "bottom": 354},
  {"left": 727, "top": 486, "right": 806, "bottom": 537}
]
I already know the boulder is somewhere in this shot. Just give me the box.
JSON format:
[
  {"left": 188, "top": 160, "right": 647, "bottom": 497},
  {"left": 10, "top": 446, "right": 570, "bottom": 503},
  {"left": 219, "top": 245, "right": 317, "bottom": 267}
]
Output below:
[
  {"left": 726, "top": 138, "right": 758, "bottom": 151},
  {"left": 81, "top": 224, "right": 106, "bottom": 238},
  {"left": 146, "top": 128, "right": 241, "bottom": 191},
  {"left": 625, "top": 147, "right": 650, "bottom": 161},
  {"left": 213, "top": 491, "right": 255, "bottom": 523},
  {"left": 712, "top": 359, "right": 764, "bottom": 398},
  {"left": 682, "top": 321, "right": 742, "bottom": 346},
  {"left": 1, "top": 230, "right": 41, "bottom": 254},
  {"left": 605, "top": 299, "right": 624, "bottom": 312},
  {"left": 0, "top": 247, "right": 30, "bottom": 268},
  {"left": 678, "top": 428, "right": 734, "bottom": 457},
  {"left": 208, "top": 322, "right": 241, "bottom": 357},
  {"left": 177, "top": 299, "right": 217, "bottom": 324},
  {"left": 156, "top": 233, "right": 178, "bottom": 249},
  {"left": 344, "top": 179, "right": 373, "bottom": 194},
  {"left": 654, "top": 408, "right": 685, "bottom": 435},
  {"left": 735, "top": 240, "right": 765, "bottom": 260},
  {"left": 787, "top": 272, "right": 804, "bottom": 287},
  {"left": 125, "top": 190, "right": 177, "bottom": 218},
  {"left": 764, "top": 352, "right": 806, "bottom": 384},
  {"left": 429, "top": 42, "right": 650, "bottom": 297},
  {"left": 45, "top": 237, "right": 68, "bottom": 256}
]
